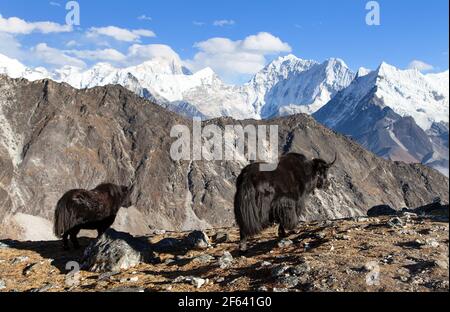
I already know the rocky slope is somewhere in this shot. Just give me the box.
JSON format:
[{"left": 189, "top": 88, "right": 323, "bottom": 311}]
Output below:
[
  {"left": 0, "top": 206, "right": 448, "bottom": 292},
  {"left": 0, "top": 75, "right": 448, "bottom": 240}
]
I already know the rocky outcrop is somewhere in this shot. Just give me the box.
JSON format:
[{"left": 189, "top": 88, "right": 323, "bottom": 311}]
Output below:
[
  {"left": 81, "top": 229, "right": 155, "bottom": 273},
  {"left": 0, "top": 75, "right": 448, "bottom": 240}
]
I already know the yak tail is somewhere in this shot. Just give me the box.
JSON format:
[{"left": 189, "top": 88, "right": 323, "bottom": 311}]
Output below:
[
  {"left": 234, "top": 172, "right": 270, "bottom": 237},
  {"left": 53, "top": 195, "right": 71, "bottom": 237}
]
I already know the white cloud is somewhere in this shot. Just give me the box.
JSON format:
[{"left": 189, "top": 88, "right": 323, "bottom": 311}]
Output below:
[
  {"left": 33, "top": 43, "right": 86, "bottom": 68},
  {"left": 65, "top": 40, "right": 79, "bottom": 48},
  {"left": 127, "top": 44, "right": 181, "bottom": 64},
  {"left": 137, "top": 15, "right": 152, "bottom": 21},
  {"left": 49, "top": 1, "right": 61, "bottom": 7},
  {"left": 213, "top": 19, "right": 235, "bottom": 27},
  {"left": 186, "top": 32, "right": 291, "bottom": 83},
  {"left": 408, "top": 60, "right": 434, "bottom": 72},
  {"left": 0, "top": 14, "right": 72, "bottom": 34},
  {"left": 241, "top": 32, "right": 292, "bottom": 53},
  {"left": 67, "top": 48, "right": 126, "bottom": 62},
  {"left": 87, "top": 26, "right": 156, "bottom": 42},
  {"left": 0, "top": 32, "right": 24, "bottom": 59}
]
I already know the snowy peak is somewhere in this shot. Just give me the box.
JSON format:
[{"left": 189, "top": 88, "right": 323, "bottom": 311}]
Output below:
[
  {"left": 356, "top": 67, "right": 371, "bottom": 78},
  {"left": 0, "top": 54, "right": 51, "bottom": 81},
  {"left": 373, "top": 62, "right": 449, "bottom": 130},
  {"left": 254, "top": 56, "right": 355, "bottom": 117},
  {"left": 314, "top": 61, "right": 449, "bottom": 176}
]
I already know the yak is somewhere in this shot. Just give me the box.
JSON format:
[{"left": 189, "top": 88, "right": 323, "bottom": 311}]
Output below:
[
  {"left": 54, "top": 183, "right": 132, "bottom": 250},
  {"left": 234, "top": 152, "right": 336, "bottom": 252}
]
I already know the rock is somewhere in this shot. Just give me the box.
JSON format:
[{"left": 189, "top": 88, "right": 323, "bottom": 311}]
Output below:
[
  {"left": 278, "top": 276, "right": 299, "bottom": 288},
  {"left": 192, "top": 254, "right": 215, "bottom": 265},
  {"left": 185, "top": 231, "right": 210, "bottom": 250},
  {"left": 215, "top": 277, "right": 225, "bottom": 283},
  {"left": 81, "top": 229, "right": 154, "bottom": 273},
  {"left": 218, "top": 251, "right": 233, "bottom": 269},
  {"left": 164, "top": 258, "right": 175, "bottom": 265},
  {"left": 387, "top": 217, "right": 404, "bottom": 228},
  {"left": 30, "top": 283, "right": 53, "bottom": 292},
  {"left": 260, "top": 261, "right": 272, "bottom": 267},
  {"left": 173, "top": 276, "right": 188, "bottom": 283},
  {"left": 382, "top": 254, "right": 394, "bottom": 264},
  {"left": 364, "top": 261, "right": 379, "bottom": 272},
  {"left": 277, "top": 238, "right": 293, "bottom": 248},
  {"left": 426, "top": 238, "right": 440, "bottom": 248},
  {"left": 0, "top": 242, "right": 9, "bottom": 249},
  {"left": 435, "top": 259, "right": 449, "bottom": 270},
  {"left": 335, "top": 234, "right": 350, "bottom": 240},
  {"left": 22, "top": 263, "right": 38, "bottom": 276},
  {"left": 214, "top": 232, "right": 231, "bottom": 244},
  {"left": 367, "top": 205, "right": 398, "bottom": 217},
  {"left": 290, "top": 262, "right": 311, "bottom": 275},
  {"left": 271, "top": 265, "right": 290, "bottom": 278},
  {"left": 257, "top": 286, "right": 268, "bottom": 292},
  {"left": 273, "top": 288, "right": 289, "bottom": 292},
  {"left": 120, "top": 276, "right": 139, "bottom": 283},
  {"left": 190, "top": 277, "right": 207, "bottom": 289},
  {"left": 229, "top": 277, "right": 245, "bottom": 285},
  {"left": 151, "top": 229, "right": 166, "bottom": 235},
  {"left": 98, "top": 271, "right": 120, "bottom": 281},
  {"left": 11, "top": 256, "right": 29, "bottom": 264},
  {"left": 0, "top": 279, "right": 6, "bottom": 290}
]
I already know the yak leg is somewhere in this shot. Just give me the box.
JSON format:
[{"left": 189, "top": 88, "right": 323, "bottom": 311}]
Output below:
[
  {"left": 239, "top": 232, "right": 248, "bottom": 253},
  {"left": 97, "top": 216, "right": 115, "bottom": 237},
  {"left": 273, "top": 196, "right": 297, "bottom": 239},
  {"left": 278, "top": 225, "right": 288, "bottom": 238},
  {"left": 69, "top": 228, "right": 81, "bottom": 249},
  {"left": 62, "top": 233, "right": 70, "bottom": 250}
]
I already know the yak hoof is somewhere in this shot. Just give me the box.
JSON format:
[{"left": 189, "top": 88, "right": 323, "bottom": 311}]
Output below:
[{"left": 239, "top": 242, "right": 248, "bottom": 253}]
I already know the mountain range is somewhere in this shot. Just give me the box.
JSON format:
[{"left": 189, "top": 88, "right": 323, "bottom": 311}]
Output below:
[
  {"left": 0, "top": 76, "right": 448, "bottom": 241},
  {"left": 0, "top": 53, "right": 448, "bottom": 175}
]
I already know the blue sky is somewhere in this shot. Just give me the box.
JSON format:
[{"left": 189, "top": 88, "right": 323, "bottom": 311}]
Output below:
[{"left": 0, "top": 0, "right": 448, "bottom": 84}]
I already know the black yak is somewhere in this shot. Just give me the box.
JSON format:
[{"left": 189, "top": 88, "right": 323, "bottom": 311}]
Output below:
[
  {"left": 234, "top": 152, "right": 336, "bottom": 251},
  {"left": 54, "top": 183, "right": 132, "bottom": 250}
]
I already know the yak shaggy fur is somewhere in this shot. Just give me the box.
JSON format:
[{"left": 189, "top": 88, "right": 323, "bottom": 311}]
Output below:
[
  {"left": 234, "top": 152, "right": 335, "bottom": 251},
  {"left": 53, "top": 183, "right": 132, "bottom": 250}
]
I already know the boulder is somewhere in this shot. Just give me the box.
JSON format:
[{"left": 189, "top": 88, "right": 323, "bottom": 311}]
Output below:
[
  {"left": 81, "top": 229, "right": 155, "bottom": 273},
  {"left": 185, "top": 231, "right": 210, "bottom": 249}
]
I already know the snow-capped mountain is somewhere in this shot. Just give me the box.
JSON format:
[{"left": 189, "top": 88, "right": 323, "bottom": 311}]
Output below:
[
  {"left": 1, "top": 53, "right": 448, "bottom": 175},
  {"left": 0, "top": 53, "right": 355, "bottom": 120},
  {"left": 314, "top": 62, "right": 449, "bottom": 176},
  {"left": 250, "top": 56, "right": 355, "bottom": 118}
]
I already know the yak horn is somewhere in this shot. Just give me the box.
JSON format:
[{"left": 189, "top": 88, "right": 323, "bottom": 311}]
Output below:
[
  {"left": 327, "top": 153, "right": 337, "bottom": 167},
  {"left": 312, "top": 146, "right": 321, "bottom": 158}
]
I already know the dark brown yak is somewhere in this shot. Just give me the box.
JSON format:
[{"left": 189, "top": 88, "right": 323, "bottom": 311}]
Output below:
[
  {"left": 234, "top": 152, "right": 336, "bottom": 252},
  {"left": 54, "top": 183, "right": 132, "bottom": 250}
]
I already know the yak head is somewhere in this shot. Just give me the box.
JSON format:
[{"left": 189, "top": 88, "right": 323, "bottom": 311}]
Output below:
[
  {"left": 312, "top": 153, "right": 337, "bottom": 190},
  {"left": 118, "top": 185, "right": 133, "bottom": 208},
  {"left": 104, "top": 184, "right": 133, "bottom": 208}
]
